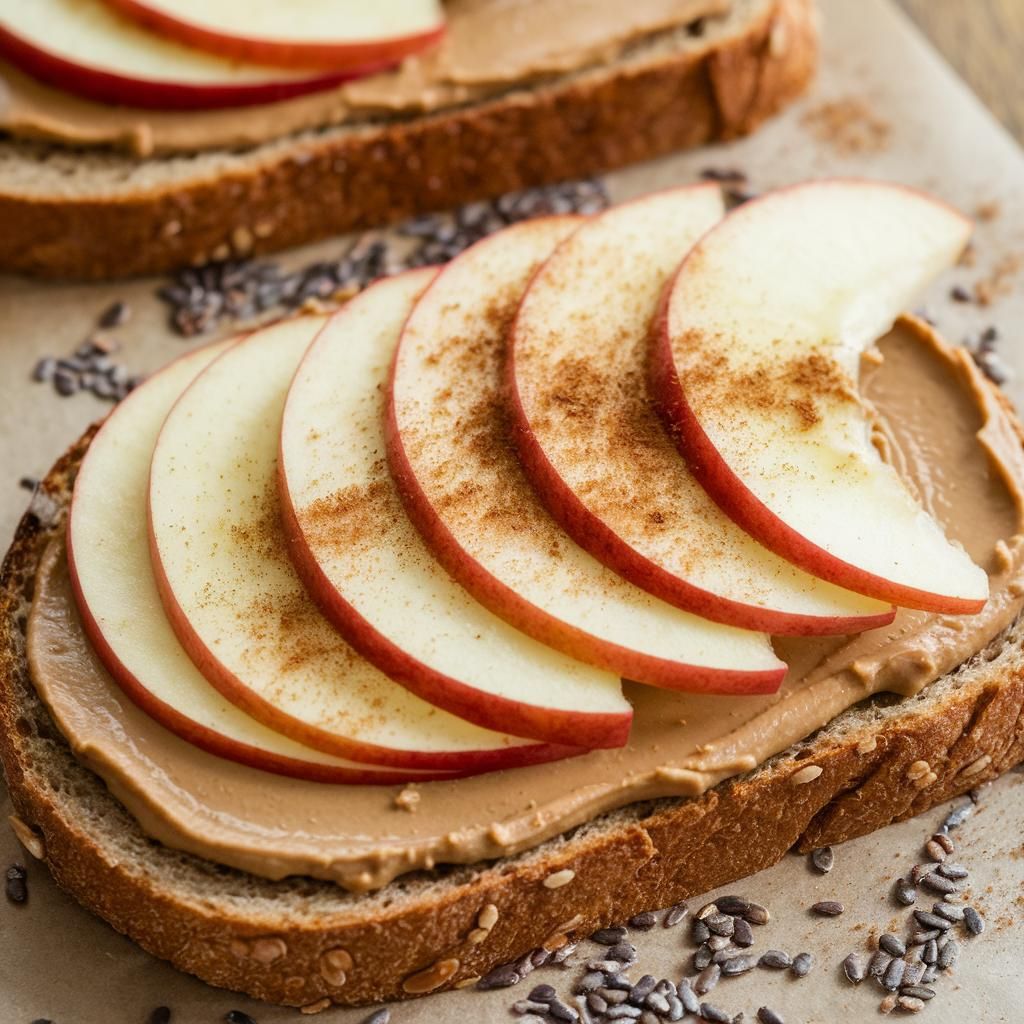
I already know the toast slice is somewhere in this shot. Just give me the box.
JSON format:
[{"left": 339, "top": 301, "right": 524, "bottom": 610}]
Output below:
[
  {"left": 1, "top": 426, "right": 1022, "bottom": 1009},
  {"left": 0, "top": 0, "right": 816, "bottom": 279}
]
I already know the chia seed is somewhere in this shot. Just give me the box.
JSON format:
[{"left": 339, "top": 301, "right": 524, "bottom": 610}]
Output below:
[
  {"left": 963, "top": 907, "right": 985, "bottom": 935},
  {"left": 791, "top": 953, "right": 813, "bottom": 978},
  {"left": 5, "top": 864, "right": 27, "bottom": 904}
]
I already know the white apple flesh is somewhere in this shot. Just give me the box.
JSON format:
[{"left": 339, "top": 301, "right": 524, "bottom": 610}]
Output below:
[
  {"left": 101, "top": 0, "right": 444, "bottom": 70},
  {"left": 68, "top": 339, "right": 447, "bottom": 783},
  {"left": 0, "top": 0, "right": 367, "bottom": 110},
  {"left": 279, "top": 269, "right": 631, "bottom": 749},
  {"left": 509, "top": 185, "right": 894, "bottom": 635},
  {"left": 388, "top": 217, "right": 788, "bottom": 695},
  {"left": 653, "top": 179, "right": 987, "bottom": 613},
  {"left": 149, "top": 316, "right": 578, "bottom": 772}
]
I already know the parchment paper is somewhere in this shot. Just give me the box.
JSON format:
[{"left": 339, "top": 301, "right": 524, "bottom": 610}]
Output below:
[{"left": 1, "top": 0, "right": 1022, "bottom": 1020}]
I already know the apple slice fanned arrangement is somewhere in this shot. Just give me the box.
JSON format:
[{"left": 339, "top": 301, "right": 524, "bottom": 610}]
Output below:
[
  {"left": 67, "top": 180, "right": 987, "bottom": 784},
  {"left": 0, "top": 0, "right": 444, "bottom": 110}
]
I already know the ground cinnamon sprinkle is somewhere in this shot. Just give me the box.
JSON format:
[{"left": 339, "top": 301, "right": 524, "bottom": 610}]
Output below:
[
  {"left": 802, "top": 97, "right": 891, "bottom": 156},
  {"left": 973, "top": 253, "right": 1023, "bottom": 306}
]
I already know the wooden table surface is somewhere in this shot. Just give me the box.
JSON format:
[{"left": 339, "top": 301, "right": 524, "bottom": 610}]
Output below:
[{"left": 896, "top": 0, "right": 1024, "bottom": 143}]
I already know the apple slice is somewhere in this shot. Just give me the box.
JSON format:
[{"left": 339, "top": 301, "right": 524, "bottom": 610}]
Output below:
[
  {"left": 388, "top": 217, "right": 787, "bottom": 695},
  {"left": 653, "top": 179, "right": 987, "bottom": 613},
  {"left": 0, "top": 0, "right": 371, "bottom": 110},
  {"left": 509, "top": 186, "right": 894, "bottom": 635},
  {"left": 68, "top": 338, "right": 450, "bottom": 784},
  {"left": 149, "top": 316, "right": 579, "bottom": 772},
  {"left": 102, "top": 0, "right": 444, "bottom": 71},
  {"left": 280, "top": 269, "right": 631, "bottom": 749}
]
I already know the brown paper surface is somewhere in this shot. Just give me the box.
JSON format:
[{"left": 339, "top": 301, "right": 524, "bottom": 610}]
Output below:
[{"left": 0, "top": 0, "right": 1023, "bottom": 1020}]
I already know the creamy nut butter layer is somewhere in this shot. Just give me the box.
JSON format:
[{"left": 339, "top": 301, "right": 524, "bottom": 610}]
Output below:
[{"left": 27, "top": 318, "right": 1024, "bottom": 893}]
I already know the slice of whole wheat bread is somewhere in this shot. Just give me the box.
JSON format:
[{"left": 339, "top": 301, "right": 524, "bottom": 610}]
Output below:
[
  {"left": 1, "top": 427, "right": 1022, "bottom": 1009},
  {"left": 0, "top": 0, "right": 816, "bottom": 280}
]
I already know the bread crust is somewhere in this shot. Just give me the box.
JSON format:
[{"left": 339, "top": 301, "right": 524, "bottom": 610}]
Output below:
[
  {"left": 0, "top": 0, "right": 816, "bottom": 280},
  {"left": 1, "top": 426, "right": 1023, "bottom": 1009}
]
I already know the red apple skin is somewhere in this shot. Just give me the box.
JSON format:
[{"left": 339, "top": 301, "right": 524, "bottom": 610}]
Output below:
[
  {"left": 146, "top": 480, "right": 581, "bottom": 773},
  {"left": 385, "top": 345, "right": 785, "bottom": 698},
  {"left": 67, "top": 521, "right": 456, "bottom": 783},
  {"left": 278, "top": 457, "right": 622, "bottom": 750},
  {"left": 0, "top": 22, "right": 375, "bottom": 110},
  {"left": 650, "top": 249, "right": 986, "bottom": 617},
  {"left": 101, "top": 0, "right": 444, "bottom": 71},
  {"left": 506, "top": 278, "right": 897, "bottom": 638}
]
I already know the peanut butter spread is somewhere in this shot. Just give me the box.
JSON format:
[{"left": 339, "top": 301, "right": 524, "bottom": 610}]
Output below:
[
  {"left": 26, "top": 317, "right": 1024, "bottom": 893},
  {"left": 0, "top": 0, "right": 728, "bottom": 156}
]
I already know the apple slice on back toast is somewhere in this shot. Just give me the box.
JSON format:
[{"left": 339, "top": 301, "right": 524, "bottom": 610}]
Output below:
[
  {"left": 652, "top": 179, "right": 987, "bottom": 613},
  {"left": 0, "top": 0, "right": 369, "bottom": 111},
  {"left": 387, "top": 217, "right": 787, "bottom": 695},
  {"left": 102, "top": 0, "right": 444, "bottom": 71},
  {"left": 509, "top": 186, "right": 894, "bottom": 635},
  {"left": 280, "top": 269, "right": 631, "bottom": 749},
  {"left": 149, "top": 316, "right": 580, "bottom": 772},
  {"left": 68, "top": 338, "right": 450, "bottom": 783}
]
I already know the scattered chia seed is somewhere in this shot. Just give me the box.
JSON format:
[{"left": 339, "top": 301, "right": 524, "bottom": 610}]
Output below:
[
  {"left": 937, "top": 862, "right": 968, "bottom": 880},
  {"left": 879, "top": 993, "right": 898, "bottom": 1015},
  {"left": 914, "top": 910, "right": 952, "bottom": 932},
  {"left": 529, "top": 983, "right": 556, "bottom": 1003},
  {"left": 158, "top": 180, "right": 608, "bottom": 339},
  {"left": 937, "top": 939, "right": 960, "bottom": 969},
  {"left": 810, "top": 846, "right": 834, "bottom": 873},
  {"left": 744, "top": 903, "right": 770, "bottom": 926},
  {"left": 720, "top": 955, "right": 757, "bottom": 977},
  {"left": 869, "top": 951, "right": 893, "bottom": 978},
  {"left": 225, "top": 1013, "right": 257, "bottom": 1024},
  {"left": 910, "top": 862, "right": 941, "bottom": 885},
  {"left": 699, "top": 1003, "right": 731, "bottom": 1023},
  {"left": 733, "top": 917, "right": 754, "bottom": 948},
  {"left": 894, "top": 878, "right": 917, "bottom": 906},
  {"left": 924, "top": 839, "right": 949, "bottom": 862},
  {"left": 98, "top": 300, "right": 131, "bottom": 328},
  {"left": 628, "top": 912, "right": 657, "bottom": 931},
  {"left": 5, "top": 863, "right": 27, "bottom": 904},
  {"left": 694, "top": 964, "right": 721, "bottom": 995},
  {"left": 758, "top": 950, "right": 792, "bottom": 970},
  {"left": 607, "top": 942, "right": 637, "bottom": 964},
  {"left": 477, "top": 963, "right": 521, "bottom": 990},
  {"left": 627, "top": 975, "right": 657, "bottom": 1005},
  {"left": 920, "top": 872, "right": 958, "bottom": 896},
  {"left": 694, "top": 945, "right": 714, "bottom": 970},
  {"left": 963, "top": 907, "right": 985, "bottom": 935},
  {"left": 921, "top": 940, "right": 939, "bottom": 965},
  {"left": 809, "top": 900, "right": 844, "bottom": 917},
  {"left": 699, "top": 168, "right": 748, "bottom": 184},
  {"left": 842, "top": 952, "right": 866, "bottom": 983},
  {"left": 790, "top": 952, "right": 813, "bottom": 978},
  {"left": 882, "top": 958, "right": 906, "bottom": 991},
  {"left": 950, "top": 284, "right": 972, "bottom": 302},
  {"left": 901, "top": 962, "right": 925, "bottom": 987},
  {"left": 900, "top": 986, "right": 936, "bottom": 1001},
  {"left": 879, "top": 934, "right": 906, "bottom": 957},
  {"left": 713, "top": 895, "right": 750, "bottom": 917},
  {"left": 605, "top": 1006, "right": 641, "bottom": 1020},
  {"left": 933, "top": 901, "right": 964, "bottom": 923},
  {"left": 706, "top": 913, "right": 735, "bottom": 937},
  {"left": 756, "top": 1009, "right": 784, "bottom": 1024},
  {"left": 941, "top": 801, "right": 974, "bottom": 832},
  {"left": 147, "top": 1009, "right": 171, "bottom": 1024},
  {"left": 664, "top": 903, "right": 689, "bottom": 928},
  {"left": 547, "top": 997, "right": 578, "bottom": 1021},
  {"left": 930, "top": 833, "right": 955, "bottom": 855},
  {"left": 697, "top": 902, "right": 719, "bottom": 920},
  {"left": 592, "top": 927, "right": 628, "bottom": 946}
]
